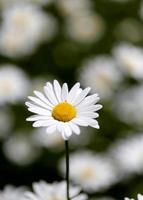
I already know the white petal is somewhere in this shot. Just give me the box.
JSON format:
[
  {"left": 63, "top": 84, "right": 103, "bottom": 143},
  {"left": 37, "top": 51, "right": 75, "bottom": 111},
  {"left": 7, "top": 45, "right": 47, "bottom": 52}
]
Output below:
[
  {"left": 28, "top": 107, "right": 51, "bottom": 116},
  {"left": 68, "top": 122, "right": 80, "bottom": 135},
  {"left": 33, "top": 119, "right": 56, "bottom": 127},
  {"left": 26, "top": 115, "right": 52, "bottom": 121},
  {"left": 67, "top": 82, "right": 80, "bottom": 103},
  {"left": 63, "top": 123, "right": 72, "bottom": 137},
  {"left": 77, "top": 94, "right": 99, "bottom": 108},
  {"left": 26, "top": 102, "right": 52, "bottom": 113},
  {"left": 77, "top": 112, "right": 99, "bottom": 118},
  {"left": 78, "top": 104, "right": 102, "bottom": 112},
  {"left": 27, "top": 96, "right": 52, "bottom": 110},
  {"left": 73, "top": 87, "right": 91, "bottom": 106},
  {"left": 72, "top": 118, "right": 88, "bottom": 126},
  {"left": 34, "top": 91, "right": 53, "bottom": 107},
  {"left": 44, "top": 83, "right": 58, "bottom": 105},
  {"left": 80, "top": 117, "right": 99, "bottom": 129},
  {"left": 61, "top": 83, "right": 68, "bottom": 101},
  {"left": 53, "top": 80, "right": 62, "bottom": 102}
]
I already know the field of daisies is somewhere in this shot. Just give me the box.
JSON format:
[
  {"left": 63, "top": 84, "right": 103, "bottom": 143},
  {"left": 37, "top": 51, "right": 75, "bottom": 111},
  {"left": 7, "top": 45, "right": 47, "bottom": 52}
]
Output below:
[{"left": 1, "top": 0, "right": 143, "bottom": 200}]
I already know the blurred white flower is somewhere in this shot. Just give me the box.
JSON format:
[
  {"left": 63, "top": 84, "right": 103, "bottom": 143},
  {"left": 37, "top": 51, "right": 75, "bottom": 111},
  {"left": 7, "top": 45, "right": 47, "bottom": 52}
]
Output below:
[
  {"left": 0, "top": 109, "right": 13, "bottom": 139},
  {"left": 0, "top": 64, "right": 29, "bottom": 105},
  {"left": 113, "top": 85, "right": 143, "bottom": 126},
  {"left": 125, "top": 194, "right": 143, "bottom": 200},
  {"left": 66, "top": 13, "right": 105, "bottom": 43},
  {"left": 24, "top": 181, "right": 87, "bottom": 200},
  {"left": 32, "top": 128, "right": 64, "bottom": 150},
  {"left": 60, "top": 151, "right": 117, "bottom": 192},
  {"left": 3, "top": 133, "right": 41, "bottom": 166},
  {"left": 57, "top": 0, "right": 92, "bottom": 16},
  {"left": 0, "top": 3, "right": 57, "bottom": 58},
  {"left": 113, "top": 43, "right": 143, "bottom": 80},
  {"left": 0, "top": 185, "right": 26, "bottom": 200},
  {"left": 109, "top": 134, "right": 143, "bottom": 175},
  {"left": 26, "top": 80, "right": 102, "bottom": 140},
  {"left": 114, "top": 18, "right": 143, "bottom": 43},
  {"left": 79, "top": 56, "right": 122, "bottom": 100}
]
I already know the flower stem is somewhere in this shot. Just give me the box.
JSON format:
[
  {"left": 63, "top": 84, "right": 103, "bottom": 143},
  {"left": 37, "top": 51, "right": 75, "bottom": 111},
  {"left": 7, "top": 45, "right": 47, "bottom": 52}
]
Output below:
[{"left": 65, "top": 140, "right": 70, "bottom": 200}]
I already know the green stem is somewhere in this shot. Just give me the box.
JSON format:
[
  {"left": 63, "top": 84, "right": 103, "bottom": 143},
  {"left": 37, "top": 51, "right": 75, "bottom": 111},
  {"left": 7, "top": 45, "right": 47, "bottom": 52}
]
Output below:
[{"left": 65, "top": 140, "right": 70, "bottom": 200}]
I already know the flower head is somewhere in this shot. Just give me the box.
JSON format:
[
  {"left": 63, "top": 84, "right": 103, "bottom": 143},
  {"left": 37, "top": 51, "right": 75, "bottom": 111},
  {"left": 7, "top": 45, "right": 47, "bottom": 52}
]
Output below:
[
  {"left": 24, "top": 181, "right": 87, "bottom": 200},
  {"left": 59, "top": 151, "right": 117, "bottom": 192},
  {"left": 0, "top": 185, "right": 26, "bottom": 200},
  {"left": 26, "top": 80, "right": 102, "bottom": 140},
  {"left": 125, "top": 194, "right": 143, "bottom": 200}
]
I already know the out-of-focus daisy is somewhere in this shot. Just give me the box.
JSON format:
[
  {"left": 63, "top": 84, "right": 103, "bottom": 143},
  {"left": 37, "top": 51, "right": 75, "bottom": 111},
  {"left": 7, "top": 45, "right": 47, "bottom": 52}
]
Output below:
[
  {"left": 3, "top": 133, "right": 41, "bottom": 166},
  {"left": 0, "top": 3, "right": 57, "bottom": 58},
  {"left": 59, "top": 151, "right": 117, "bottom": 192},
  {"left": 24, "top": 181, "right": 88, "bottom": 200},
  {"left": 66, "top": 13, "right": 105, "bottom": 43},
  {"left": 109, "top": 134, "right": 143, "bottom": 175},
  {"left": 125, "top": 194, "right": 143, "bottom": 200},
  {"left": 0, "top": 109, "right": 13, "bottom": 139},
  {"left": 32, "top": 128, "right": 64, "bottom": 150},
  {"left": 114, "top": 18, "right": 143, "bottom": 43},
  {"left": 0, "top": 185, "right": 27, "bottom": 200},
  {"left": 79, "top": 56, "right": 122, "bottom": 100},
  {"left": 26, "top": 80, "right": 102, "bottom": 140},
  {"left": 113, "top": 85, "right": 143, "bottom": 126},
  {"left": 57, "top": 0, "right": 92, "bottom": 16},
  {"left": 113, "top": 43, "right": 143, "bottom": 80},
  {"left": 0, "top": 64, "right": 29, "bottom": 105}
]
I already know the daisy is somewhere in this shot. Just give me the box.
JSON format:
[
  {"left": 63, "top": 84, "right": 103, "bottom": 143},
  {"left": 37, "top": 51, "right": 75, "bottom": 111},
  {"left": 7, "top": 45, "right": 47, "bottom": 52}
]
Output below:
[
  {"left": 0, "top": 64, "right": 29, "bottom": 105},
  {"left": 79, "top": 56, "right": 122, "bottom": 100},
  {"left": 0, "top": 185, "right": 27, "bottom": 200},
  {"left": 0, "top": 3, "right": 57, "bottom": 58},
  {"left": 113, "top": 42, "right": 143, "bottom": 80},
  {"left": 66, "top": 13, "right": 105, "bottom": 43},
  {"left": 59, "top": 151, "right": 117, "bottom": 192},
  {"left": 3, "top": 133, "right": 41, "bottom": 166},
  {"left": 26, "top": 80, "right": 102, "bottom": 140},
  {"left": 24, "top": 181, "right": 87, "bottom": 200},
  {"left": 125, "top": 194, "right": 143, "bottom": 200},
  {"left": 109, "top": 133, "right": 143, "bottom": 175},
  {"left": 113, "top": 85, "right": 143, "bottom": 126}
]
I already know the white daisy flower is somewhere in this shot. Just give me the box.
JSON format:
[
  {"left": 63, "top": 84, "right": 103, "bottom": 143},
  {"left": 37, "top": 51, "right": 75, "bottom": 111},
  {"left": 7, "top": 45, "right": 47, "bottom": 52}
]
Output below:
[
  {"left": 113, "top": 85, "right": 143, "bottom": 126},
  {"left": 0, "top": 64, "right": 30, "bottom": 105},
  {"left": 109, "top": 133, "right": 143, "bottom": 175},
  {"left": 79, "top": 56, "right": 122, "bottom": 100},
  {"left": 113, "top": 42, "right": 143, "bottom": 80},
  {"left": 125, "top": 194, "right": 143, "bottom": 200},
  {"left": 56, "top": 0, "right": 92, "bottom": 16},
  {"left": 26, "top": 80, "right": 102, "bottom": 140},
  {"left": 24, "top": 181, "right": 88, "bottom": 200},
  {"left": 59, "top": 151, "right": 117, "bottom": 192},
  {"left": 0, "top": 185, "right": 27, "bottom": 200},
  {"left": 3, "top": 133, "right": 41, "bottom": 166},
  {"left": 66, "top": 13, "right": 105, "bottom": 43},
  {"left": 31, "top": 128, "right": 64, "bottom": 150},
  {"left": 0, "top": 3, "right": 57, "bottom": 58}
]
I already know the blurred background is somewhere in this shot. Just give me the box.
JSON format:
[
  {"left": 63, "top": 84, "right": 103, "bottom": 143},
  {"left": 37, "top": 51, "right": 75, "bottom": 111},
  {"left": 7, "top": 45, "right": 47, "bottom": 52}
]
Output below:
[{"left": 0, "top": 0, "right": 143, "bottom": 199}]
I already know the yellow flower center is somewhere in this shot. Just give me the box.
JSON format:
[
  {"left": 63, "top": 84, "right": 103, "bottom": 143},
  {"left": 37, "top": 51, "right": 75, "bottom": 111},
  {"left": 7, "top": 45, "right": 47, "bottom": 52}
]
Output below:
[{"left": 52, "top": 102, "right": 76, "bottom": 122}]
